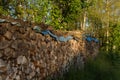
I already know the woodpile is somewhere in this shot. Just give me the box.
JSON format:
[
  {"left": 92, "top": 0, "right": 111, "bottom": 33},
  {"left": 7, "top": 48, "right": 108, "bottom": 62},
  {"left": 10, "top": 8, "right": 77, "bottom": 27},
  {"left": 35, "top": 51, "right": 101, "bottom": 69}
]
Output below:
[{"left": 0, "top": 17, "right": 99, "bottom": 80}]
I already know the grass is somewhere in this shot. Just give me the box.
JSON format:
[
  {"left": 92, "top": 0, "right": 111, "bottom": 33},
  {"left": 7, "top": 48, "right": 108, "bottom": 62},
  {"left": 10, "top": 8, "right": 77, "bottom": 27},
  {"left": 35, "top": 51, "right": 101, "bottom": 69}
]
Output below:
[{"left": 55, "top": 51, "right": 120, "bottom": 80}]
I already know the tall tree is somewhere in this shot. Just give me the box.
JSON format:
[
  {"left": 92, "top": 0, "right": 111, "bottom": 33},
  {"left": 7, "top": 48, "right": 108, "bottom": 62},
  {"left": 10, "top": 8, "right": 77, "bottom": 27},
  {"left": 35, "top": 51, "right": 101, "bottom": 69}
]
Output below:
[
  {"left": 87, "top": 0, "right": 120, "bottom": 51},
  {"left": 80, "top": 0, "right": 95, "bottom": 30},
  {"left": 53, "top": 0, "right": 82, "bottom": 30}
]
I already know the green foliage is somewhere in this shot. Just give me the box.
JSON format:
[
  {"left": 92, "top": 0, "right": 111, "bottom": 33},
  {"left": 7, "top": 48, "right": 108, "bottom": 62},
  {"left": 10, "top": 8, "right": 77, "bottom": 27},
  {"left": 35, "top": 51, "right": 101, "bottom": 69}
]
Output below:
[
  {"left": 105, "top": 22, "right": 120, "bottom": 52},
  {"left": 56, "top": 51, "right": 120, "bottom": 80},
  {"left": 46, "top": 2, "right": 63, "bottom": 30},
  {"left": 0, "top": 0, "right": 96, "bottom": 30},
  {"left": 54, "top": 0, "right": 82, "bottom": 22},
  {"left": 0, "top": 0, "right": 11, "bottom": 10},
  {"left": 0, "top": 6, "right": 8, "bottom": 16},
  {"left": 0, "top": 0, "right": 119, "bottom": 31},
  {"left": 81, "top": 0, "right": 95, "bottom": 9},
  {"left": 108, "top": 52, "right": 120, "bottom": 68},
  {"left": 64, "top": 0, "right": 82, "bottom": 22},
  {"left": 0, "top": 0, "right": 10, "bottom": 15},
  {"left": 44, "top": 0, "right": 83, "bottom": 30}
]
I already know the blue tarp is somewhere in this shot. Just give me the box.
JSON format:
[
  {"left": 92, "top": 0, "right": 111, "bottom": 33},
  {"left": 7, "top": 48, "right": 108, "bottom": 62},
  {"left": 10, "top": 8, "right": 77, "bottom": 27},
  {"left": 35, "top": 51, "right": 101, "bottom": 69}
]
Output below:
[
  {"left": 85, "top": 36, "right": 99, "bottom": 43},
  {"left": 41, "top": 30, "right": 73, "bottom": 42},
  {"left": 58, "top": 36, "right": 73, "bottom": 42},
  {"left": 33, "top": 26, "right": 99, "bottom": 43}
]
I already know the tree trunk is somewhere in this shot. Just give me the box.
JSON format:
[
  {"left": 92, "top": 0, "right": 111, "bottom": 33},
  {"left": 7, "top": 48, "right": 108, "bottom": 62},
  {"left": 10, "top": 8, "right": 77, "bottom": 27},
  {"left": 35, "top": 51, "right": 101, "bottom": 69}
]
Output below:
[
  {"left": 81, "top": 11, "right": 86, "bottom": 30},
  {"left": 106, "top": 0, "right": 109, "bottom": 52},
  {"left": 83, "top": 11, "right": 87, "bottom": 30}
]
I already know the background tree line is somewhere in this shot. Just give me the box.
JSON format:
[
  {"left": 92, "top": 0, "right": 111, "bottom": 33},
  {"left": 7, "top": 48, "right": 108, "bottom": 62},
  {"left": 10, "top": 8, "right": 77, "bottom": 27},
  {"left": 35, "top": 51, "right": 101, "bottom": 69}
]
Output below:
[{"left": 0, "top": 0, "right": 95, "bottom": 30}]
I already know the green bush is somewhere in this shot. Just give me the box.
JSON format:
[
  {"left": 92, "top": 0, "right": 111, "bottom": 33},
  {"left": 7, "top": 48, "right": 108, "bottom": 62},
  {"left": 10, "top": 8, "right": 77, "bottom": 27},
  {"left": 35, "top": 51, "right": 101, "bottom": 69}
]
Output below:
[{"left": 0, "top": 6, "right": 8, "bottom": 16}]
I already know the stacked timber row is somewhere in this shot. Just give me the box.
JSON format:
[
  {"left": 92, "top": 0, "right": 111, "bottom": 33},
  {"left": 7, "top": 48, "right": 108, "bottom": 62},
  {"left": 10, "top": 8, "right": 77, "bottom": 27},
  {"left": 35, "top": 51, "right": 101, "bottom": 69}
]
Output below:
[{"left": 0, "top": 17, "right": 98, "bottom": 80}]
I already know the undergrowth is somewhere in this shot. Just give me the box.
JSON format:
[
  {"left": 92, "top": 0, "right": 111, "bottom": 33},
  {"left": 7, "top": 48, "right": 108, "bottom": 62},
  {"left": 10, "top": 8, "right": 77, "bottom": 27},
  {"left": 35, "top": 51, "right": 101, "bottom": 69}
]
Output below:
[{"left": 55, "top": 51, "right": 120, "bottom": 80}]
